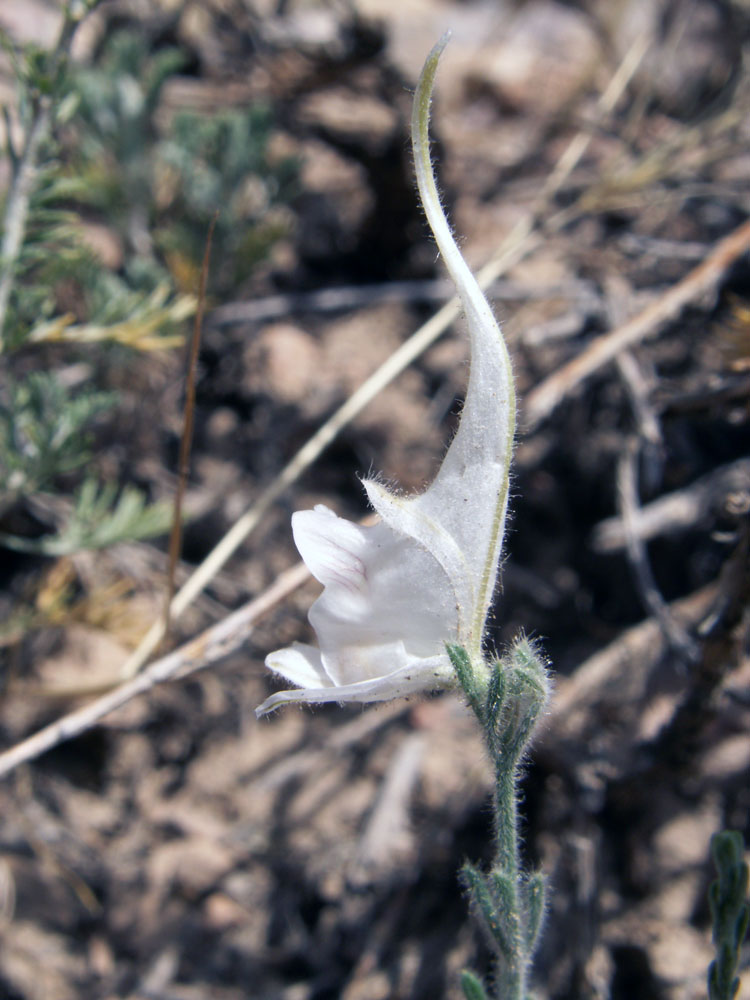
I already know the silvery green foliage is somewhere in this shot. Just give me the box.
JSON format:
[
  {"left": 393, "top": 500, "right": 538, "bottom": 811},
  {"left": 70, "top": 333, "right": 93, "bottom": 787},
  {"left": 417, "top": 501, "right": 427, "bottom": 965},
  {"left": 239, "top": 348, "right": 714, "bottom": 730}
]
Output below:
[
  {"left": 0, "top": 478, "right": 174, "bottom": 555},
  {"left": 0, "top": 12, "right": 184, "bottom": 553},
  {"left": 258, "top": 36, "right": 515, "bottom": 716},
  {"left": 708, "top": 831, "right": 749, "bottom": 1000},
  {"left": 0, "top": 373, "right": 113, "bottom": 504},
  {"left": 70, "top": 29, "right": 297, "bottom": 294}
]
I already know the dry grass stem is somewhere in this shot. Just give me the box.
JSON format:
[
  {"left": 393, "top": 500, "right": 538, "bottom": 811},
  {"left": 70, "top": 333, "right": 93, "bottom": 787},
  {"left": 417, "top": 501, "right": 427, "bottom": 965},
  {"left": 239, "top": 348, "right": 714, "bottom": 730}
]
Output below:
[
  {"left": 163, "top": 213, "right": 217, "bottom": 639},
  {"left": 617, "top": 438, "right": 699, "bottom": 661},
  {"left": 0, "top": 560, "right": 310, "bottom": 779},
  {"left": 524, "top": 217, "right": 750, "bottom": 432}
]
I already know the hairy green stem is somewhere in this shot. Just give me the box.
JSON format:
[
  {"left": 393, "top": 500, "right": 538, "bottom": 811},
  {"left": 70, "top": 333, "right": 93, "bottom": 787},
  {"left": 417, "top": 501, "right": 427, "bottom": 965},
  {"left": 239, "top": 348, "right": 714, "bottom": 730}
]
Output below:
[
  {"left": 495, "top": 758, "right": 520, "bottom": 877},
  {"left": 488, "top": 729, "right": 524, "bottom": 998},
  {"left": 450, "top": 641, "right": 550, "bottom": 1000}
]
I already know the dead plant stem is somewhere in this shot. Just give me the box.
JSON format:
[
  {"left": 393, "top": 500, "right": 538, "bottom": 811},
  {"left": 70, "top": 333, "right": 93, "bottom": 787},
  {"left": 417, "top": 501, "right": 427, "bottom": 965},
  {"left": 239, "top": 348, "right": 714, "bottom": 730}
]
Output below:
[
  {"left": 0, "top": 560, "right": 310, "bottom": 779},
  {"left": 163, "top": 214, "right": 217, "bottom": 639},
  {"left": 524, "top": 217, "right": 750, "bottom": 432}
]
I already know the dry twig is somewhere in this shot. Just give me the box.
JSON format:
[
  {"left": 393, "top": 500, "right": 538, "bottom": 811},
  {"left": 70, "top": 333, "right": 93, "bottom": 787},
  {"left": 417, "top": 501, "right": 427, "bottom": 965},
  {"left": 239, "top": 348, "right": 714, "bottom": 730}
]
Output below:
[
  {"left": 546, "top": 583, "right": 719, "bottom": 743},
  {"left": 616, "top": 438, "right": 698, "bottom": 661},
  {"left": 349, "top": 732, "right": 425, "bottom": 885},
  {"left": 523, "top": 217, "right": 750, "bottom": 432},
  {"left": 208, "top": 278, "right": 598, "bottom": 326},
  {"left": 592, "top": 457, "right": 750, "bottom": 552},
  {"left": 0, "top": 561, "right": 310, "bottom": 779}
]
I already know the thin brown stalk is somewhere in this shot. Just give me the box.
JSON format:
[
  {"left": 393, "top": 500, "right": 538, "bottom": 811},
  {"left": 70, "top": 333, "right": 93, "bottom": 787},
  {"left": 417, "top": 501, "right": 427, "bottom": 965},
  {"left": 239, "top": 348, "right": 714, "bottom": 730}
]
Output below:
[{"left": 162, "top": 213, "right": 217, "bottom": 640}]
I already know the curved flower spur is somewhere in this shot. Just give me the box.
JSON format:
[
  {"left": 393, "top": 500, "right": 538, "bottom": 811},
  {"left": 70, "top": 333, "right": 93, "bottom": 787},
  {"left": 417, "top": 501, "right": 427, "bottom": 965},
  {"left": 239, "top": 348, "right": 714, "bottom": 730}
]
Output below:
[{"left": 256, "top": 36, "right": 515, "bottom": 717}]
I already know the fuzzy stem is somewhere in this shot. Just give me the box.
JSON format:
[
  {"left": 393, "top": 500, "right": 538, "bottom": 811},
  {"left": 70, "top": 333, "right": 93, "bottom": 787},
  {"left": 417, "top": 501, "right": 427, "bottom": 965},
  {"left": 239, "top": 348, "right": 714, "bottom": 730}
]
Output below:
[
  {"left": 492, "top": 744, "right": 525, "bottom": 999},
  {"left": 495, "top": 756, "right": 520, "bottom": 876},
  {"left": 450, "top": 641, "right": 550, "bottom": 1000}
]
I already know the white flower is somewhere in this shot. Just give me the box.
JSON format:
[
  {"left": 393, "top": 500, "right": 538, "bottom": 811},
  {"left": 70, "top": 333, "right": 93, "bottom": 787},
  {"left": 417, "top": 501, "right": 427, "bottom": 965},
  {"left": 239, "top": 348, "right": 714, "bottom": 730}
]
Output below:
[{"left": 256, "top": 35, "right": 515, "bottom": 716}]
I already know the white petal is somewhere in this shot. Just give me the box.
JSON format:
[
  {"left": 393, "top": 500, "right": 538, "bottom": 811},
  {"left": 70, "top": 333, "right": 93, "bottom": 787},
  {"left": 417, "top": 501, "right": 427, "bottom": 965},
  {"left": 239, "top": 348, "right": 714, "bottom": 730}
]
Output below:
[
  {"left": 288, "top": 504, "right": 457, "bottom": 687},
  {"left": 291, "top": 506, "right": 370, "bottom": 619},
  {"left": 363, "top": 478, "right": 473, "bottom": 636},
  {"left": 255, "top": 654, "right": 453, "bottom": 717},
  {"left": 264, "top": 642, "right": 333, "bottom": 689},
  {"left": 292, "top": 505, "right": 366, "bottom": 589},
  {"left": 308, "top": 520, "right": 457, "bottom": 686}
]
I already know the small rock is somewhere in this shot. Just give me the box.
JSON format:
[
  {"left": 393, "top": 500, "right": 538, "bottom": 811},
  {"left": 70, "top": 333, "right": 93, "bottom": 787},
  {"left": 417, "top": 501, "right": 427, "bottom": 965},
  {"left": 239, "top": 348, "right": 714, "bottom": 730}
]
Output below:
[
  {"left": 245, "top": 322, "right": 323, "bottom": 407},
  {"left": 458, "top": 2, "right": 602, "bottom": 116}
]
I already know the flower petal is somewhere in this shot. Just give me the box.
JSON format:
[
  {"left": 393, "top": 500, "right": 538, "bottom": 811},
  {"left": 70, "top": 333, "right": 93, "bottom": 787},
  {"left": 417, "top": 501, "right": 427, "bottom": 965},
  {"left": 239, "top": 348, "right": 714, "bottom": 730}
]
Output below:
[
  {"left": 292, "top": 505, "right": 370, "bottom": 619},
  {"left": 255, "top": 654, "right": 453, "bottom": 717},
  {"left": 363, "top": 477, "right": 473, "bottom": 636},
  {"left": 264, "top": 642, "right": 334, "bottom": 688},
  {"left": 289, "top": 503, "right": 457, "bottom": 686}
]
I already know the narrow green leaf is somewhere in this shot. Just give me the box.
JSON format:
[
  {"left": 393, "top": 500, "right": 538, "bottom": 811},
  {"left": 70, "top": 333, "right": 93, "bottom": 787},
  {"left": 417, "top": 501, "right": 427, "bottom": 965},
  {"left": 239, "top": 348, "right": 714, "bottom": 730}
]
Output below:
[
  {"left": 0, "top": 479, "right": 174, "bottom": 555},
  {"left": 447, "top": 642, "right": 483, "bottom": 717},
  {"left": 522, "top": 871, "right": 547, "bottom": 955},
  {"left": 713, "top": 831, "right": 744, "bottom": 872},
  {"left": 707, "top": 831, "right": 749, "bottom": 1000},
  {"left": 484, "top": 659, "right": 506, "bottom": 750},
  {"left": 462, "top": 862, "right": 513, "bottom": 961},
  {"left": 461, "top": 969, "right": 489, "bottom": 1000}
]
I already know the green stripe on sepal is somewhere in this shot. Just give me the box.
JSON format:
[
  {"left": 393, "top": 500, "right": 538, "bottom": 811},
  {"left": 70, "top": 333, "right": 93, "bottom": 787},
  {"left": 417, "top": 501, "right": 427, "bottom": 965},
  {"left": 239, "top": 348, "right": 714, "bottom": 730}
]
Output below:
[{"left": 483, "top": 658, "right": 506, "bottom": 754}]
